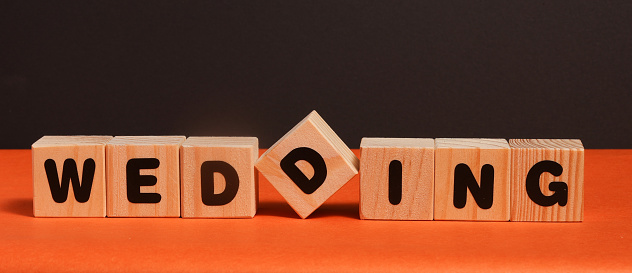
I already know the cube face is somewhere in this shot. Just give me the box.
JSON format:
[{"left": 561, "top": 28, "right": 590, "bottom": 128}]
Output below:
[
  {"left": 509, "top": 139, "right": 584, "bottom": 222},
  {"left": 434, "top": 138, "right": 510, "bottom": 221},
  {"left": 359, "top": 138, "right": 435, "bottom": 220},
  {"left": 32, "top": 136, "right": 112, "bottom": 217},
  {"left": 106, "top": 136, "right": 185, "bottom": 217},
  {"left": 180, "top": 137, "right": 258, "bottom": 218},
  {"left": 255, "top": 111, "right": 359, "bottom": 219}
]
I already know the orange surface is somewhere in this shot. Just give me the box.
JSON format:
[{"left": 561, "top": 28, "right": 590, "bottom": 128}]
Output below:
[{"left": 0, "top": 149, "right": 631, "bottom": 272}]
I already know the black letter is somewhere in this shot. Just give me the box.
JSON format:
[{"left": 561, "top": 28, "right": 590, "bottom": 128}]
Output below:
[
  {"left": 526, "top": 160, "right": 568, "bottom": 207},
  {"left": 44, "top": 158, "right": 96, "bottom": 203},
  {"left": 280, "top": 147, "right": 327, "bottom": 194},
  {"left": 200, "top": 161, "right": 240, "bottom": 206},
  {"left": 388, "top": 160, "right": 402, "bottom": 205},
  {"left": 453, "top": 163, "right": 494, "bottom": 209},
  {"left": 126, "top": 158, "right": 161, "bottom": 203}
]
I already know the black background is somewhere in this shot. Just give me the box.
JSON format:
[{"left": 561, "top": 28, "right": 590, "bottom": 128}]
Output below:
[{"left": 2, "top": 1, "right": 631, "bottom": 149}]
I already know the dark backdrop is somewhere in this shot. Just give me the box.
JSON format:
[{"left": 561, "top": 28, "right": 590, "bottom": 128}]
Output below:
[{"left": 2, "top": 1, "right": 631, "bottom": 149}]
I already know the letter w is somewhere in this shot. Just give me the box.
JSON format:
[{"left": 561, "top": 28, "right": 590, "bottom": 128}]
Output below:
[{"left": 44, "top": 159, "right": 96, "bottom": 203}]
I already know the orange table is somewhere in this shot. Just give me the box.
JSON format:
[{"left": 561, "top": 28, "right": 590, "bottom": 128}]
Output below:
[{"left": 1, "top": 149, "right": 630, "bottom": 272}]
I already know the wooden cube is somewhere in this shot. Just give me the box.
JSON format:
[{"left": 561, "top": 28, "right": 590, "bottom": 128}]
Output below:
[
  {"left": 32, "top": 136, "right": 112, "bottom": 217},
  {"left": 359, "top": 138, "right": 435, "bottom": 220},
  {"left": 180, "top": 137, "right": 258, "bottom": 218},
  {"left": 255, "top": 111, "right": 359, "bottom": 219},
  {"left": 509, "top": 139, "right": 584, "bottom": 222},
  {"left": 106, "top": 136, "right": 185, "bottom": 217},
  {"left": 434, "top": 138, "right": 511, "bottom": 221}
]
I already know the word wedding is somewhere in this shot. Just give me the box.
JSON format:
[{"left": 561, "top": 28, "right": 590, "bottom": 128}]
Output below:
[{"left": 32, "top": 111, "right": 583, "bottom": 221}]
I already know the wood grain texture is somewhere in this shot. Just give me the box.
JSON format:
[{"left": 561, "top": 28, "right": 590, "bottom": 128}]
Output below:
[
  {"left": 509, "top": 139, "right": 584, "bottom": 222},
  {"left": 434, "top": 138, "right": 510, "bottom": 221},
  {"left": 180, "top": 137, "right": 258, "bottom": 218},
  {"left": 106, "top": 136, "right": 185, "bottom": 217},
  {"left": 32, "top": 136, "right": 112, "bottom": 217},
  {"left": 255, "top": 111, "right": 359, "bottom": 219},
  {"left": 359, "top": 138, "right": 434, "bottom": 220}
]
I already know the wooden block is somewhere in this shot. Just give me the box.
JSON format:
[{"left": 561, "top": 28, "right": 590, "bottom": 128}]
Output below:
[
  {"left": 434, "top": 138, "right": 511, "bottom": 221},
  {"left": 180, "top": 137, "right": 258, "bottom": 218},
  {"left": 509, "top": 139, "right": 584, "bottom": 222},
  {"left": 255, "top": 111, "right": 359, "bottom": 219},
  {"left": 32, "top": 136, "right": 112, "bottom": 217},
  {"left": 106, "top": 136, "right": 185, "bottom": 217},
  {"left": 359, "top": 138, "right": 435, "bottom": 220}
]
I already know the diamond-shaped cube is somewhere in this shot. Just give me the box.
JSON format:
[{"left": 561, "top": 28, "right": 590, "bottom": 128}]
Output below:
[{"left": 255, "top": 111, "right": 359, "bottom": 219}]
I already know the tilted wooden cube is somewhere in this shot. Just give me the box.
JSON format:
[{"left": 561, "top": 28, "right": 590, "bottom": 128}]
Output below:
[
  {"left": 106, "top": 136, "right": 185, "bottom": 217},
  {"left": 509, "top": 139, "right": 584, "bottom": 222},
  {"left": 359, "top": 138, "right": 435, "bottom": 220},
  {"left": 434, "top": 138, "right": 511, "bottom": 221},
  {"left": 180, "top": 137, "right": 258, "bottom": 218},
  {"left": 255, "top": 111, "right": 359, "bottom": 219},
  {"left": 32, "top": 136, "right": 112, "bottom": 217}
]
